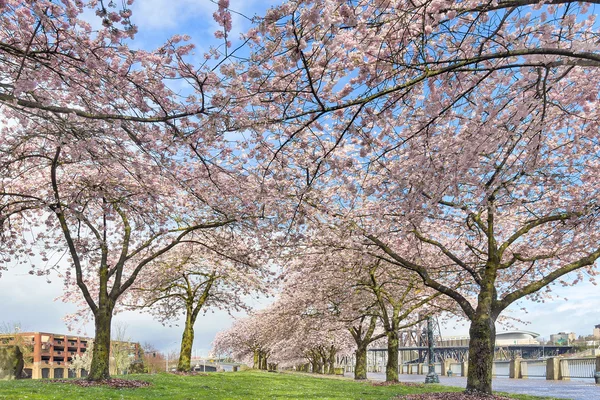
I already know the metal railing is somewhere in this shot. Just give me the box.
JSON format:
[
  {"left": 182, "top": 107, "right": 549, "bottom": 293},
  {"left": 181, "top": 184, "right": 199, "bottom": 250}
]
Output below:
[
  {"left": 399, "top": 356, "right": 599, "bottom": 381},
  {"left": 493, "top": 360, "right": 510, "bottom": 377},
  {"left": 520, "top": 360, "right": 546, "bottom": 378},
  {"left": 449, "top": 362, "right": 462, "bottom": 376},
  {"left": 560, "top": 357, "right": 596, "bottom": 379}
]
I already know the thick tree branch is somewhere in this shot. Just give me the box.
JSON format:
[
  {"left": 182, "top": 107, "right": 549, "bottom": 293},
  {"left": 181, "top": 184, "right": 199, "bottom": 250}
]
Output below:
[{"left": 366, "top": 234, "right": 475, "bottom": 318}]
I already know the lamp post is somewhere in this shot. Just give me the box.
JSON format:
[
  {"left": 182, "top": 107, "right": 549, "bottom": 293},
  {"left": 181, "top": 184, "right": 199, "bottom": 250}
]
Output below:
[
  {"left": 425, "top": 316, "right": 440, "bottom": 384},
  {"left": 164, "top": 341, "right": 178, "bottom": 373}
]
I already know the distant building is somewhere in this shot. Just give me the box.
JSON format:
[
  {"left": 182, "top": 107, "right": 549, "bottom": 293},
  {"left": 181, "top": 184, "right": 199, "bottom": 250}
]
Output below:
[
  {"left": 437, "top": 335, "right": 470, "bottom": 347},
  {"left": 0, "top": 332, "right": 90, "bottom": 379},
  {"left": 594, "top": 324, "right": 600, "bottom": 339},
  {"left": 549, "top": 332, "right": 576, "bottom": 345},
  {"left": 495, "top": 331, "right": 540, "bottom": 346},
  {"left": 0, "top": 331, "right": 141, "bottom": 379}
]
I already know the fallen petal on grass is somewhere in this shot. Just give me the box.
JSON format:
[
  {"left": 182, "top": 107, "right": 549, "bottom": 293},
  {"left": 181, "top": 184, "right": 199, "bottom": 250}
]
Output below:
[
  {"left": 372, "top": 381, "right": 425, "bottom": 388},
  {"left": 47, "top": 378, "right": 151, "bottom": 389},
  {"left": 396, "top": 393, "right": 513, "bottom": 400}
]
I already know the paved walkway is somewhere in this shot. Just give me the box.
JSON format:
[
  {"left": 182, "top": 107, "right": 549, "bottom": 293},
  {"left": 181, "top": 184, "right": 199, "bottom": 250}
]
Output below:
[{"left": 367, "top": 373, "right": 600, "bottom": 400}]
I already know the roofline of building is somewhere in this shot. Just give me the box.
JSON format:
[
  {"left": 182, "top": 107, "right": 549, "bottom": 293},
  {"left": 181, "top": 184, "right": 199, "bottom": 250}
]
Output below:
[
  {"left": 496, "top": 330, "right": 540, "bottom": 338},
  {"left": 0, "top": 332, "right": 92, "bottom": 340}
]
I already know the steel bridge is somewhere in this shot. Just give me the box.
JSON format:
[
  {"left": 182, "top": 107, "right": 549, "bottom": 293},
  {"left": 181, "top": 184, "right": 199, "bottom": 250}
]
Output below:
[{"left": 368, "top": 344, "right": 574, "bottom": 363}]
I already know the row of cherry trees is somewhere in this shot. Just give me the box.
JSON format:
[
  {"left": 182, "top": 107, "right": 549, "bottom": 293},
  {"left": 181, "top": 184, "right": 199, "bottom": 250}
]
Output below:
[
  {"left": 2, "top": 0, "right": 600, "bottom": 394},
  {"left": 213, "top": 228, "right": 455, "bottom": 382},
  {"left": 212, "top": 0, "right": 600, "bottom": 394}
]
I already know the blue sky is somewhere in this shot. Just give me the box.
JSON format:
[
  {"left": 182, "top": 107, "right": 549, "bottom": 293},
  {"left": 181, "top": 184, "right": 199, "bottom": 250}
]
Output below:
[
  {"left": 121, "top": 0, "right": 277, "bottom": 51},
  {"left": 1, "top": 0, "right": 599, "bottom": 356}
]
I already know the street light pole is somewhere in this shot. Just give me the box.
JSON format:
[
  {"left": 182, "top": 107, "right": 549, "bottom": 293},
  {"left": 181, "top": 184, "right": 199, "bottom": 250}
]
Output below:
[
  {"left": 164, "top": 340, "right": 178, "bottom": 373},
  {"left": 425, "top": 316, "right": 440, "bottom": 384}
]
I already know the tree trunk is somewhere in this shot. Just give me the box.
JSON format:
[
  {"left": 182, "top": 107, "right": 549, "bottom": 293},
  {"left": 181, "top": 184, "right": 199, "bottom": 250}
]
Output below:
[
  {"left": 466, "top": 312, "right": 496, "bottom": 394},
  {"left": 321, "top": 355, "right": 329, "bottom": 374},
  {"left": 260, "top": 353, "right": 268, "bottom": 370},
  {"left": 253, "top": 350, "right": 259, "bottom": 369},
  {"left": 328, "top": 349, "right": 335, "bottom": 375},
  {"left": 321, "top": 355, "right": 328, "bottom": 374},
  {"left": 354, "top": 346, "right": 368, "bottom": 380},
  {"left": 386, "top": 331, "right": 399, "bottom": 382},
  {"left": 87, "top": 304, "right": 113, "bottom": 380},
  {"left": 311, "top": 359, "right": 318, "bottom": 373},
  {"left": 177, "top": 314, "right": 195, "bottom": 371}
]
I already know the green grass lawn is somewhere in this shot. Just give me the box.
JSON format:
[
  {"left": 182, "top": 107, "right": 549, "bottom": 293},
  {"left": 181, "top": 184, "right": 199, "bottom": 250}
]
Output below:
[{"left": 0, "top": 371, "right": 558, "bottom": 400}]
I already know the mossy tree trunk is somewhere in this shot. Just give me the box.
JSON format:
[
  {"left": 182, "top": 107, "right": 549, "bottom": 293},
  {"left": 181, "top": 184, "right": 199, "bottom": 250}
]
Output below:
[
  {"left": 260, "top": 352, "right": 268, "bottom": 370},
  {"left": 177, "top": 313, "right": 195, "bottom": 371},
  {"left": 87, "top": 301, "right": 114, "bottom": 380},
  {"left": 309, "top": 349, "right": 324, "bottom": 374},
  {"left": 466, "top": 313, "right": 496, "bottom": 394},
  {"left": 386, "top": 331, "right": 399, "bottom": 382},
  {"left": 466, "top": 279, "right": 498, "bottom": 395},
  {"left": 354, "top": 345, "right": 368, "bottom": 379},
  {"left": 349, "top": 316, "right": 384, "bottom": 380},
  {"left": 321, "top": 353, "right": 329, "bottom": 374},
  {"left": 310, "top": 358, "right": 318, "bottom": 373},
  {"left": 253, "top": 350, "right": 260, "bottom": 369},
  {"left": 176, "top": 275, "right": 215, "bottom": 371},
  {"left": 327, "top": 346, "right": 336, "bottom": 375},
  {"left": 256, "top": 350, "right": 269, "bottom": 370}
]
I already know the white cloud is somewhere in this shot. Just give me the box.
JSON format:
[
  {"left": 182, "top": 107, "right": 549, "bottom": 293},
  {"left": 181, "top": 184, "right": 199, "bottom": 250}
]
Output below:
[
  {"left": 0, "top": 259, "right": 242, "bottom": 353},
  {"left": 131, "top": 0, "right": 217, "bottom": 31}
]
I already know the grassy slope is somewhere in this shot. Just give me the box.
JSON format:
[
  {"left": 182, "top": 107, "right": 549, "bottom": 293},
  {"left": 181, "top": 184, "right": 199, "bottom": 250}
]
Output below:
[{"left": 0, "top": 371, "right": 560, "bottom": 400}]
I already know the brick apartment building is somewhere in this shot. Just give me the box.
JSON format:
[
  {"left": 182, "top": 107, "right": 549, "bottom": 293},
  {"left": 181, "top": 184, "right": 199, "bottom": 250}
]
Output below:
[{"left": 0, "top": 331, "right": 141, "bottom": 379}]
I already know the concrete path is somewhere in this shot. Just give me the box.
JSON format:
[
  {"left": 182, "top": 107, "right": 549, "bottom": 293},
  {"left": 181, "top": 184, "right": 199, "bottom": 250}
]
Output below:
[{"left": 367, "top": 373, "right": 600, "bottom": 400}]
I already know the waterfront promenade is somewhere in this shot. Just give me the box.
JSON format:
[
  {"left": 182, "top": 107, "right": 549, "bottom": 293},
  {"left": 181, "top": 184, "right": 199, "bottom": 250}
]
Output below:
[{"left": 368, "top": 372, "right": 599, "bottom": 400}]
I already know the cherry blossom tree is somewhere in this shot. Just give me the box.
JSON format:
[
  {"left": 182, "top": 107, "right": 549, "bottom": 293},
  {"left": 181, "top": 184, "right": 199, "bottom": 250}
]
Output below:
[
  {"left": 270, "top": 279, "right": 355, "bottom": 373},
  {"left": 0, "top": 0, "right": 260, "bottom": 381},
  {"left": 69, "top": 340, "right": 94, "bottom": 375},
  {"left": 272, "top": 229, "right": 385, "bottom": 378},
  {"left": 2, "top": 115, "right": 253, "bottom": 380},
  {"left": 212, "top": 312, "right": 274, "bottom": 370},
  {"left": 213, "top": 289, "right": 355, "bottom": 374},
  {"left": 129, "top": 241, "right": 269, "bottom": 371},
  {"left": 256, "top": 301, "right": 355, "bottom": 373},
  {"left": 358, "top": 261, "right": 449, "bottom": 382},
  {"left": 279, "top": 229, "right": 454, "bottom": 381},
  {"left": 223, "top": 0, "right": 600, "bottom": 394}
]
